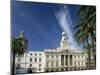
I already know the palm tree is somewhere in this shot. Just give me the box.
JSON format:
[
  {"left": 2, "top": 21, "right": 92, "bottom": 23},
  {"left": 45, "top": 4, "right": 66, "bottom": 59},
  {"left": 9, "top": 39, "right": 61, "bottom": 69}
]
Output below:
[
  {"left": 74, "top": 6, "right": 96, "bottom": 69},
  {"left": 11, "top": 37, "right": 25, "bottom": 75}
]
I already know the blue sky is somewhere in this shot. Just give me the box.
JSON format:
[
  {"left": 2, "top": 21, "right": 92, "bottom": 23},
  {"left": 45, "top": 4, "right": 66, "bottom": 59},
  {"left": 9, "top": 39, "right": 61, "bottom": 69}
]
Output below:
[{"left": 12, "top": 1, "right": 81, "bottom": 51}]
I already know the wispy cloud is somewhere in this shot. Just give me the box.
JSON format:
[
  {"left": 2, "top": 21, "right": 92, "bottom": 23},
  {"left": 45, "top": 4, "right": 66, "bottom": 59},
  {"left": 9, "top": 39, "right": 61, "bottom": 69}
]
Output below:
[{"left": 55, "top": 5, "right": 80, "bottom": 50}]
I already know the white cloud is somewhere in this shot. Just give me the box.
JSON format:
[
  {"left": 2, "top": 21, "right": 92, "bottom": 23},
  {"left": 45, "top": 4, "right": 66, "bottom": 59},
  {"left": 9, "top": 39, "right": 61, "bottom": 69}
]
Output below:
[{"left": 55, "top": 5, "right": 80, "bottom": 50}]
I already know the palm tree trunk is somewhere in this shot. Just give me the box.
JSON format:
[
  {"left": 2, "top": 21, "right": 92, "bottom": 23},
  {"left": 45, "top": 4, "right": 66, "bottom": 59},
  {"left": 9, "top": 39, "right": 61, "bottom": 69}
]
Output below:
[
  {"left": 87, "top": 38, "right": 91, "bottom": 69},
  {"left": 11, "top": 51, "right": 16, "bottom": 75}
]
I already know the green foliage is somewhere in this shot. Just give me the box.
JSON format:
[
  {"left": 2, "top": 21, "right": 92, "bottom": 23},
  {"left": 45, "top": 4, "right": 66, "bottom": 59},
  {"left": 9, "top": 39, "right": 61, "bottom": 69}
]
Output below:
[
  {"left": 74, "top": 6, "right": 96, "bottom": 49},
  {"left": 74, "top": 6, "right": 96, "bottom": 68},
  {"left": 12, "top": 37, "right": 25, "bottom": 56}
]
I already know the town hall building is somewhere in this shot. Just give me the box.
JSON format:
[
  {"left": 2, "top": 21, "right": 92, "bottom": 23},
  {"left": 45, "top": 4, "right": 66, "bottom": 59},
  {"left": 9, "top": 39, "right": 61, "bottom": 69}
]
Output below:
[{"left": 15, "top": 31, "right": 95, "bottom": 73}]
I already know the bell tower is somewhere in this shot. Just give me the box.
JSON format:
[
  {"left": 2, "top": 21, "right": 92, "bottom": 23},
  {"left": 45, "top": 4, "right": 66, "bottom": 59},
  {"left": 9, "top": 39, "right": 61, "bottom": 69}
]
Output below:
[
  {"left": 19, "top": 30, "right": 24, "bottom": 38},
  {"left": 18, "top": 31, "right": 28, "bottom": 50},
  {"left": 60, "top": 32, "right": 69, "bottom": 49}
]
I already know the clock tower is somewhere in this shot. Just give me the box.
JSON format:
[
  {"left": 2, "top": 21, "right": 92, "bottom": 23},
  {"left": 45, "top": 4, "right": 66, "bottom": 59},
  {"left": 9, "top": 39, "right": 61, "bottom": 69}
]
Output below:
[
  {"left": 60, "top": 32, "right": 69, "bottom": 50},
  {"left": 18, "top": 31, "right": 28, "bottom": 50}
]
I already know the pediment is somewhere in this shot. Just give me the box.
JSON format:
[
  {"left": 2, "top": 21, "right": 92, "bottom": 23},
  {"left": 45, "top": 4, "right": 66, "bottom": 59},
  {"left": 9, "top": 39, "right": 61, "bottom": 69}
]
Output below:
[{"left": 60, "top": 49, "right": 69, "bottom": 53}]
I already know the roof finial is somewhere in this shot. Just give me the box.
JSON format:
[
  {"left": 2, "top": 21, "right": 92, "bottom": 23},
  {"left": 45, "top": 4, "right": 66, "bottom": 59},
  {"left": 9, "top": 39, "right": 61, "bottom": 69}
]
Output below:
[
  {"left": 19, "top": 30, "right": 24, "bottom": 38},
  {"left": 62, "top": 32, "right": 66, "bottom": 36}
]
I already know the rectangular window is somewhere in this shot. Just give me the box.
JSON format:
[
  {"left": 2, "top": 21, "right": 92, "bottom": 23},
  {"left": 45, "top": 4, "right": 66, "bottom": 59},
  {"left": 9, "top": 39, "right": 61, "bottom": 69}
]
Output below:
[
  {"left": 39, "top": 64, "right": 41, "bottom": 67},
  {"left": 57, "top": 56, "right": 58, "bottom": 58},
  {"left": 46, "top": 55, "right": 49, "bottom": 58},
  {"left": 30, "top": 53, "right": 32, "bottom": 56},
  {"left": 39, "top": 54, "right": 42, "bottom": 56},
  {"left": 29, "top": 64, "right": 32, "bottom": 67},
  {"left": 35, "top": 58, "right": 37, "bottom": 62},
  {"left": 39, "top": 58, "right": 41, "bottom": 62},
  {"left": 39, "top": 69, "right": 41, "bottom": 71},
  {"left": 35, "top": 54, "right": 37, "bottom": 56},
  {"left": 52, "top": 55, "right": 54, "bottom": 57},
  {"left": 30, "top": 58, "right": 32, "bottom": 62}
]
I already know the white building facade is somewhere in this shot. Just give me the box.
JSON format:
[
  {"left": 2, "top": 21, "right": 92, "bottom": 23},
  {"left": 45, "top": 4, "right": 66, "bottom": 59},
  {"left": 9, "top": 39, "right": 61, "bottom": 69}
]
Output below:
[{"left": 15, "top": 31, "right": 94, "bottom": 73}]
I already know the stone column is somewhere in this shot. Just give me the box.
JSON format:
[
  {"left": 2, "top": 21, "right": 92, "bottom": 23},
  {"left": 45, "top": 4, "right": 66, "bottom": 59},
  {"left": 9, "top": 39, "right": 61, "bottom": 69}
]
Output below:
[
  {"left": 79, "top": 56, "right": 81, "bottom": 67},
  {"left": 77, "top": 56, "right": 79, "bottom": 67},
  {"left": 64, "top": 55, "right": 66, "bottom": 67},
  {"left": 72, "top": 55, "right": 75, "bottom": 67},
  {"left": 50, "top": 55, "right": 52, "bottom": 68},
  {"left": 68, "top": 55, "right": 70, "bottom": 67},
  {"left": 80, "top": 56, "right": 82, "bottom": 67},
  {"left": 76, "top": 56, "right": 78, "bottom": 67},
  {"left": 77, "top": 56, "right": 80, "bottom": 67},
  {"left": 54, "top": 55, "right": 56, "bottom": 68},
  {"left": 83, "top": 56, "right": 86, "bottom": 66},
  {"left": 59, "top": 55, "right": 61, "bottom": 67},
  {"left": 81, "top": 56, "right": 84, "bottom": 67},
  {"left": 78, "top": 56, "right": 80, "bottom": 67},
  {"left": 56, "top": 55, "right": 57, "bottom": 67},
  {"left": 59, "top": 55, "right": 61, "bottom": 71}
]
